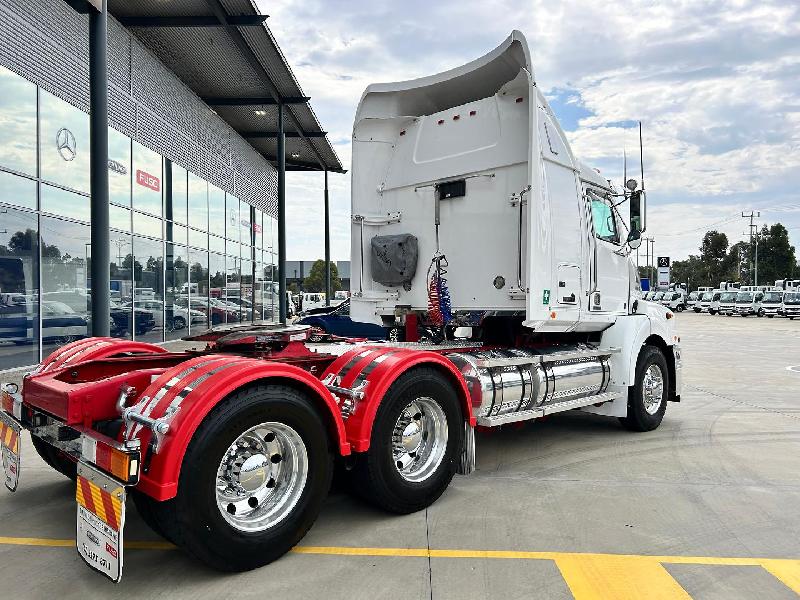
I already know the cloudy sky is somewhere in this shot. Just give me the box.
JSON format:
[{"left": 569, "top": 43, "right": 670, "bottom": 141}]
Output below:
[{"left": 257, "top": 0, "right": 800, "bottom": 264}]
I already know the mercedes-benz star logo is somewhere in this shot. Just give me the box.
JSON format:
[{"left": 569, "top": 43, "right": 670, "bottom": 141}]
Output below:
[{"left": 56, "top": 127, "right": 76, "bottom": 162}]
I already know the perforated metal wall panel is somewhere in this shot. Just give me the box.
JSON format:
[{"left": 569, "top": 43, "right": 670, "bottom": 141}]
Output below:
[{"left": 0, "top": 0, "right": 278, "bottom": 216}]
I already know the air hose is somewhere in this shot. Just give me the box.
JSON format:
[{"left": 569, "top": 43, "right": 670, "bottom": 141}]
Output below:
[{"left": 427, "top": 253, "right": 452, "bottom": 326}]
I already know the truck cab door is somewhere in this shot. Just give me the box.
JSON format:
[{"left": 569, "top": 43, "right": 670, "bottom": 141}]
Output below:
[{"left": 588, "top": 192, "right": 629, "bottom": 315}]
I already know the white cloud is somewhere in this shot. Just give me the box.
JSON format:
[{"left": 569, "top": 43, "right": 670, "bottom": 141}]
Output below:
[{"left": 259, "top": 0, "right": 800, "bottom": 262}]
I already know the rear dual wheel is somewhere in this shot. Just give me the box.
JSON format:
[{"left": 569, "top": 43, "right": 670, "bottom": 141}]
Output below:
[
  {"left": 133, "top": 384, "right": 332, "bottom": 572},
  {"left": 350, "top": 368, "right": 462, "bottom": 514}
]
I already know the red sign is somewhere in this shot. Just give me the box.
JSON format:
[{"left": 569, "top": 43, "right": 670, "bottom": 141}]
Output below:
[
  {"left": 136, "top": 169, "right": 160, "bottom": 192},
  {"left": 253, "top": 223, "right": 262, "bottom": 233}
]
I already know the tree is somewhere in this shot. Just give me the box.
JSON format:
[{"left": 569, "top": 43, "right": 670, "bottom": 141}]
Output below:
[
  {"left": 302, "top": 260, "right": 342, "bottom": 293},
  {"left": 753, "top": 223, "right": 796, "bottom": 284},
  {"left": 699, "top": 230, "right": 729, "bottom": 285}
]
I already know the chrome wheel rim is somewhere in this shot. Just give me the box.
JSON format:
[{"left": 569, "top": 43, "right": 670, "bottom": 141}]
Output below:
[
  {"left": 392, "top": 397, "right": 448, "bottom": 482},
  {"left": 215, "top": 422, "right": 308, "bottom": 532},
  {"left": 642, "top": 364, "right": 664, "bottom": 415}
]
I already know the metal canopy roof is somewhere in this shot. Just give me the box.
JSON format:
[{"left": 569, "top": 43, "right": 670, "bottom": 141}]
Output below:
[{"left": 105, "top": 0, "right": 344, "bottom": 173}]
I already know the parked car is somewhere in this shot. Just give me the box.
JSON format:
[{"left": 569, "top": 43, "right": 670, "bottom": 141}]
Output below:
[
  {"left": 734, "top": 291, "right": 764, "bottom": 316},
  {"left": 122, "top": 300, "right": 207, "bottom": 330},
  {"left": 175, "top": 296, "right": 240, "bottom": 326},
  {"left": 761, "top": 290, "right": 783, "bottom": 317},
  {"left": 297, "top": 299, "right": 402, "bottom": 341},
  {"left": 0, "top": 300, "right": 90, "bottom": 345}
]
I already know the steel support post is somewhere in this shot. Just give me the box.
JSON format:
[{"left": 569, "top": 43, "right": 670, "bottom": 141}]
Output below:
[
  {"left": 277, "top": 103, "right": 287, "bottom": 323},
  {"left": 89, "top": 0, "right": 110, "bottom": 336},
  {"left": 324, "top": 169, "right": 331, "bottom": 305}
]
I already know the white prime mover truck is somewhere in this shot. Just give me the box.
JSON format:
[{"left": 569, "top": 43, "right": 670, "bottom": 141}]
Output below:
[{"left": 1, "top": 31, "right": 681, "bottom": 581}]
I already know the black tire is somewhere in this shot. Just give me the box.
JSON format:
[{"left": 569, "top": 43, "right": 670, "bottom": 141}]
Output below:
[
  {"left": 137, "top": 384, "right": 332, "bottom": 572},
  {"left": 767, "top": 315, "right": 774, "bottom": 318},
  {"left": 350, "top": 367, "right": 462, "bottom": 514},
  {"left": 172, "top": 316, "right": 187, "bottom": 331},
  {"left": 30, "top": 434, "right": 77, "bottom": 480},
  {"left": 619, "top": 345, "right": 669, "bottom": 432}
]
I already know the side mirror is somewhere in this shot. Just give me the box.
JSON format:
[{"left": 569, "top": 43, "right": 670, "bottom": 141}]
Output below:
[
  {"left": 627, "top": 228, "right": 642, "bottom": 249},
  {"left": 630, "top": 190, "right": 646, "bottom": 234}
]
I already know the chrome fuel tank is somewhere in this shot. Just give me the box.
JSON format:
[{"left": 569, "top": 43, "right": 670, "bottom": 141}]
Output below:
[{"left": 448, "top": 346, "right": 611, "bottom": 418}]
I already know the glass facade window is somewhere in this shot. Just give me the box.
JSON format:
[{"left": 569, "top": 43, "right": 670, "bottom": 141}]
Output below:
[
  {"left": 110, "top": 204, "right": 131, "bottom": 233},
  {"left": 133, "top": 210, "right": 163, "bottom": 239},
  {"left": 41, "top": 184, "right": 90, "bottom": 222},
  {"left": 0, "top": 171, "right": 37, "bottom": 211},
  {"left": 168, "top": 161, "right": 188, "bottom": 225},
  {"left": 40, "top": 217, "right": 91, "bottom": 357},
  {"left": 209, "top": 184, "right": 225, "bottom": 239},
  {"left": 0, "top": 68, "right": 277, "bottom": 371},
  {"left": 40, "top": 90, "right": 90, "bottom": 193},
  {"left": 108, "top": 127, "right": 131, "bottom": 207},
  {"left": 0, "top": 208, "right": 39, "bottom": 369},
  {"left": 165, "top": 243, "right": 191, "bottom": 340},
  {"left": 0, "top": 65, "right": 36, "bottom": 176},
  {"left": 188, "top": 173, "right": 207, "bottom": 232},
  {"left": 132, "top": 142, "right": 162, "bottom": 217},
  {"left": 132, "top": 236, "right": 164, "bottom": 344}
]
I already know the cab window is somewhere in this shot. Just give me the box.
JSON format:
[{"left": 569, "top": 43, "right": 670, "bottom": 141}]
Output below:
[{"left": 590, "top": 196, "right": 619, "bottom": 244}]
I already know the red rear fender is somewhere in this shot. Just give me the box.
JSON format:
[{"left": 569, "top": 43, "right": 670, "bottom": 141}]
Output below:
[
  {"left": 321, "top": 347, "right": 474, "bottom": 452},
  {"left": 132, "top": 355, "right": 349, "bottom": 501}
]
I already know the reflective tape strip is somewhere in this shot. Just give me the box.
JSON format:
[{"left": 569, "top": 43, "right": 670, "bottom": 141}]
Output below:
[
  {"left": 127, "top": 357, "right": 244, "bottom": 439},
  {"left": 43, "top": 339, "right": 112, "bottom": 373},
  {"left": 161, "top": 360, "right": 243, "bottom": 416},
  {"left": 351, "top": 351, "right": 399, "bottom": 388},
  {"left": 76, "top": 475, "right": 122, "bottom": 531},
  {"left": 339, "top": 348, "right": 397, "bottom": 389},
  {"left": 1, "top": 422, "right": 19, "bottom": 454},
  {"left": 336, "top": 349, "right": 375, "bottom": 381}
]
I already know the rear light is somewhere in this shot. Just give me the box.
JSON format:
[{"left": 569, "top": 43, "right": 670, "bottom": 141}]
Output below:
[{"left": 82, "top": 437, "right": 140, "bottom": 484}]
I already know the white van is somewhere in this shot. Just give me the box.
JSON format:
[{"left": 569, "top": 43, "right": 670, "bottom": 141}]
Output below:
[
  {"left": 734, "top": 290, "right": 764, "bottom": 316},
  {"left": 301, "top": 292, "right": 326, "bottom": 313},
  {"left": 661, "top": 290, "right": 686, "bottom": 312},
  {"left": 761, "top": 290, "right": 783, "bottom": 317},
  {"left": 699, "top": 290, "right": 722, "bottom": 314}
]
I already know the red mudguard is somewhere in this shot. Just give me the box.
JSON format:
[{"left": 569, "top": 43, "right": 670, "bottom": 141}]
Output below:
[
  {"left": 321, "top": 346, "right": 475, "bottom": 452},
  {"left": 131, "top": 355, "right": 350, "bottom": 501}
]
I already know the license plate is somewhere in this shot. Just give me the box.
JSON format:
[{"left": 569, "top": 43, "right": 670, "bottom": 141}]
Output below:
[
  {"left": 0, "top": 411, "right": 21, "bottom": 492},
  {"left": 76, "top": 463, "right": 126, "bottom": 583}
]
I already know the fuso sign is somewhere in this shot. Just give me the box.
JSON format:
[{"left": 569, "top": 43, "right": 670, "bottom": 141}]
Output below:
[{"left": 136, "top": 169, "right": 160, "bottom": 192}]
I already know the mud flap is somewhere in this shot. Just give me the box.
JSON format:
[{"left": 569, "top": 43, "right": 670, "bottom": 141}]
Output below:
[
  {"left": 0, "top": 411, "right": 21, "bottom": 492},
  {"left": 76, "top": 462, "right": 126, "bottom": 582}
]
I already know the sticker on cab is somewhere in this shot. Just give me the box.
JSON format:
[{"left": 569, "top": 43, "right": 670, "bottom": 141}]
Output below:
[{"left": 76, "top": 463, "right": 126, "bottom": 582}]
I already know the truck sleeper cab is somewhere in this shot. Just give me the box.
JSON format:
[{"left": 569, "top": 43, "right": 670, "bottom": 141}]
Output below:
[{"left": 0, "top": 31, "right": 681, "bottom": 583}]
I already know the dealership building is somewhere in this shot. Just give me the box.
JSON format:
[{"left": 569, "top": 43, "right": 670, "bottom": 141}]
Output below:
[{"left": 0, "top": 0, "right": 342, "bottom": 371}]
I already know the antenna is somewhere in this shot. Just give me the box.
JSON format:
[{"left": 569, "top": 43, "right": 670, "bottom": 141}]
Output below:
[
  {"left": 623, "top": 148, "right": 627, "bottom": 196},
  {"left": 639, "top": 121, "right": 645, "bottom": 192}
]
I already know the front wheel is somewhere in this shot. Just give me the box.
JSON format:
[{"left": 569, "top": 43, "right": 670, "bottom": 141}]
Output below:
[
  {"left": 136, "top": 384, "right": 332, "bottom": 572},
  {"left": 351, "top": 367, "right": 462, "bottom": 514},
  {"left": 619, "top": 346, "right": 669, "bottom": 432}
]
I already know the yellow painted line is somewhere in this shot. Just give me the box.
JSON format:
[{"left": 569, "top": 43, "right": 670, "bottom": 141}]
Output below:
[
  {"left": 554, "top": 555, "right": 691, "bottom": 600},
  {"left": 0, "top": 536, "right": 174, "bottom": 550},
  {"left": 2, "top": 534, "right": 800, "bottom": 594},
  {"left": 760, "top": 559, "right": 800, "bottom": 595}
]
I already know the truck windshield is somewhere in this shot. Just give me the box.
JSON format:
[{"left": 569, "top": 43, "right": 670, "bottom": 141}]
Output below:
[
  {"left": 688, "top": 292, "right": 698, "bottom": 300},
  {"left": 720, "top": 292, "right": 736, "bottom": 302},
  {"left": 763, "top": 292, "right": 782, "bottom": 303},
  {"left": 736, "top": 292, "right": 753, "bottom": 302},
  {"left": 702, "top": 292, "right": 713, "bottom": 301},
  {"left": 785, "top": 293, "right": 800, "bottom": 305}
]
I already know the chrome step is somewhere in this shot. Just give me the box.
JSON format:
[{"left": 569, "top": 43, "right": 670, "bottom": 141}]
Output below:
[
  {"left": 473, "top": 347, "right": 620, "bottom": 369},
  {"left": 475, "top": 390, "right": 623, "bottom": 427}
]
